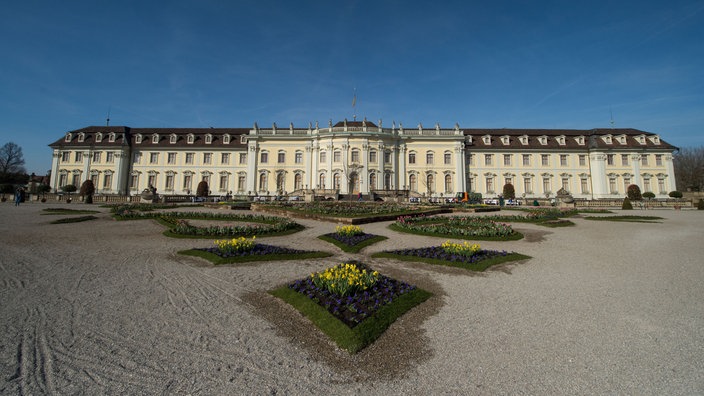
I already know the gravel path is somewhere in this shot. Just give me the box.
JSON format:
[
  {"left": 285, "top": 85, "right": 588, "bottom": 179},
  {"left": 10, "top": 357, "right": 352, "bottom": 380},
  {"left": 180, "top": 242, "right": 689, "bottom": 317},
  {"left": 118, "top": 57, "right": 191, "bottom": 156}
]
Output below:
[{"left": 1, "top": 203, "right": 702, "bottom": 394}]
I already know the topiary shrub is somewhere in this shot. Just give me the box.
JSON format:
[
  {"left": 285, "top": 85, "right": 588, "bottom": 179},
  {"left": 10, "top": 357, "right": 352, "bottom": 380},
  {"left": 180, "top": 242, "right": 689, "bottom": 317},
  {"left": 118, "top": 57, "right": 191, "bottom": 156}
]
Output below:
[
  {"left": 622, "top": 197, "right": 633, "bottom": 210},
  {"left": 642, "top": 192, "right": 656, "bottom": 200},
  {"left": 502, "top": 183, "right": 516, "bottom": 200},
  {"left": 669, "top": 191, "right": 683, "bottom": 198},
  {"left": 61, "top": 184, "right": 77, "bottom": 203},
  {"left": 627, "top": 184, "right": 642, "bottom": 201},
  {"left": 80, "top": 179, "right": 96, "bottom": 204},
  {"left": 196, "top": 180, "right": 209, "bottom": 197}
]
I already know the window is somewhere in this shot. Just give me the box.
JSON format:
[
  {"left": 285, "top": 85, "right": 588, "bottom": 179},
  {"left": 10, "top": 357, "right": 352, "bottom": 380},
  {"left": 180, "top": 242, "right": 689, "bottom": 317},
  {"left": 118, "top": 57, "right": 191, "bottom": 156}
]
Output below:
[
  {"left": 333, "top": 173, "right": 341, "bottom": 189},
  {"left": 409, "top": 174, "right": 417, "bottom": 191},
  {"left": 607, "top": 154, "right": 614, "bottom": 166},
  {"left": 503, "top": 154, "right": 511, "bottom": 166},
  {"left": 135, "top": 134, "right": 143, "bottom": 144},
  {"left": 223, "top": 134, "right": 231, "bottom": 144},
  {"left": 581, "top": 178, "right": 589, "bottom": 194},
  {"left": 205, "top": 134, "right": 212, "bottom": 144},
  {"left": 219, "top": 174, "right": 228, "bottom": 191},
  {"left": 369, "top": 173, "right": 377, "bottom": 190},
  {"left": 187, "top": 134, "right": 194, "bottom": 144},
  {"left": 426, "top": 152, "right": 434, "bottom": 165},
  {"left": 560, "top": 155, "right": 568, "bottom": 167},
  {"left": 239, "top": 153, "right": 247, "bottom": 164},
  {"left": 468, "top": 154, "right": 474, "bottom": 165},
  {"left": 108, "top": 133, "right": 116, "bottom": 143},
  {"left": 562, "top": 178, "right": 569, "bottom": 191},
  {"left": 130, "top": 174, "right": 139, "bottom": 190},
  {"left": 92, "top": 173, "right": 101, "bottom": 187},
  {"left": 643, "top": 178, "right": 651, "bottom": 192},
  {"left": 202, "top": 174, "right": 210, "bottom": 185},
  {"left": 96, "top": 133, "right": 103, "bottom": 142},
  {"left": 258, "top": 173, "right": 267, "bottom": 192},
  {"left": 260, "top": 152, "right": 268, "bottom": 163},
  {"left": 444, "top": 152, "right": 452, "bottom": 165},
  {"left": 295, "top": 152, "right": 303, "bottom": 164},
  {"left": 64, "top": 133, "right": 73, "bottom": 143},
  {"left": 294, "top": 174, "right": 302, "bottom": 190},
  {"left": 622, "top": 154, "right": 629, "bottom": 166},
  {"left": 579, "top": 155, "right": 586, "bottom": 166},
  {"left": 150, "top": 153, "right": 159, "bottom": 164},
  {"left": 524, "top": 178, "right": 532, "bottom": 194},
  {"left": 106, "top": 152, "right": 114, "bottom": 163},
  {"left": 183, "top": 174, "right": 192, "bottom": 191},
  {"left": 384, "top": 173, "right": 391, "bottom": 190},
  {"left": 75, "top": 152, "right": 83, "bottom": 162},
  {"left": 484, "top": 154, "right": 492, "bottom": 166},
  {"left": 658, "top": 178, "right": 665, "bottom": 193},
  {"left": 320, "top": 151, "right": 326, "bottom": 163},
  {"left": 72, "top": 173, "right": 80, "bottom": 187},
  {"left": 61, "top": 152, "right": 70, "bottom": 162},
  {"left": 609, "top": 178, "right": 617, "bottom": 194},
  {"left": 445, "top": 174, "right": 452, "bottom": 193},
  {"left": 641, "top": 155, "right": 648, "bottom": 166},
  {"left": 505, "top": 177, "right": 513, "bottom": 186},
  {"left": 369, "top": 150, "right": 377, "bottom": 163},
  {"left": 170, "top": 134, "right": 177, "bottom": 144},
  {"left": 221, "top": 153, "right": 230, "bottom": 164},
  {"left": 276, "top": 173, "right": 285, "bottom": 192},
  {"left": 152, "top": 134, "right": 159, "bottom": 144},
  {"left": 133, "top": 152, "right": 141, "bottom": 164},
  {"left": 278, "top": 151, "right": 285, "bottom": 163},
  {"left": 351, "top": 150, "right": 360, "bottom": 163},
  {"left": 655, "top": 155, "right": 662, "bottom": 166},
  {"left": 186, "top": 153, "right": 194, "bottom": 164},
  {"left": 623, "top": 177, "right": 631, "bottom": 192},
  {"left": 165, "top": 174, "right": 174, "bottom": 190},
  {"left": 203, "top": 153, "right": 212, "bottom": 164},
  {"left": 238, "top": 175, "right": 246, "bottom": 192},
  {"left": 148, "top": 173, "right": 156, "bottom": 187},
  {"left": 384, "top": 151, "right": 391, "bottom": 164},
  {"left": 408, "top": 152, "right": 416, "bottom": 164},
  {"left": 543, "top": 178, "right": 550, "bottom": 193},
  {"left": 103, "top": 173, "right": 112, "bottom": 190},
  {"left": 168, "top": 153, "right": 177, "bottom": 164},
  {"left": 486, "top": 177, "right": 494, "bottom": 193},
  {"left": 59, "top": 173, "right": 67, "bottom": 187},
  {"left": 541, "top": 155, "right": 549, "bottom": 166},
  {"left": 426, "top": 174, "right": 434, "bottom": 193},
  {"left": 522, "top": 155, "right": 530, "bottom": 166},
  {"left": 319, "top": 173, "right": 326, "bottom": 189},
  {"left": 333, "top": 151, "right": 341, "bottom": 163}
]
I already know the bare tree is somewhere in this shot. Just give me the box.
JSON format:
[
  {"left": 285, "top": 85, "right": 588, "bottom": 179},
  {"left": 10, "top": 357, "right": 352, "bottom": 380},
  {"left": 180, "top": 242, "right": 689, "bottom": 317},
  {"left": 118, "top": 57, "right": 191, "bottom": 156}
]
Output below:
[
  {"left": 674, "top": 146, "right": 704, "bottom": 192},
  {"left": 0, "top": 142, "right": 26, "bottom": 175}
]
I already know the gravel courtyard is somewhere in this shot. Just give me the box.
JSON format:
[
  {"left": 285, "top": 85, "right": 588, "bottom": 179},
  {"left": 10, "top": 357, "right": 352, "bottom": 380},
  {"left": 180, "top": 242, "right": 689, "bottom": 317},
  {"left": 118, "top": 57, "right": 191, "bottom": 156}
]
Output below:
[{"left": 1, "top": 203, "right": 702, "bottom": 394}]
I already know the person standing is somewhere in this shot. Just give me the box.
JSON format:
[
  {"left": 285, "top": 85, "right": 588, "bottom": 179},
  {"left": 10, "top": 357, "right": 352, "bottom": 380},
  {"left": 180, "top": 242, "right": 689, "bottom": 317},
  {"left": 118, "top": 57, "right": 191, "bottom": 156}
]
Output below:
[{"left": 14, "top": 188, "right": 21, "bottom": 206}]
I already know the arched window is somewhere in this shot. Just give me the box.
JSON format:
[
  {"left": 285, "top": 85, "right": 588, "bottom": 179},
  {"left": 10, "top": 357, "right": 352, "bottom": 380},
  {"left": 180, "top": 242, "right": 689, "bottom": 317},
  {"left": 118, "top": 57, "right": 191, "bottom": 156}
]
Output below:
[
  {"left": 426, "top": 174, "right": 434, "bottom": 193},
  {"left": 258, "top": 173, "right": 267, "bottom": 192},
  {"left": 319, "top": 173, "right": 326, "bottom": 189},
  {"left": 276, "top": 173, "right": 285, "bottom": 192},
  {"left": 384, "top": 173, "right": 391, "bottom": 190},
  {"left": 294, "top": 173, "right": 302, "bottom": 190},
  {"left": 369, "top": 173, "right": 377, "bottom": 190},
  {"left": 445, "top": 174, "right": 452, "bottom": 193},
  {"left": 333, "top": 173, "right": 341, "bottom": 190},
  {"left": 409, "top": 174, "right": 417, "bottom": 192}
]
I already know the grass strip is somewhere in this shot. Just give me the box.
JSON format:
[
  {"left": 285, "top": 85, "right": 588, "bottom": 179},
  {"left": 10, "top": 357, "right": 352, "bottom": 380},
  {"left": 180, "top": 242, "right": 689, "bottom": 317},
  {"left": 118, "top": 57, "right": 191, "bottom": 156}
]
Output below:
[
  {"left": 177, "top": 249, "right": 332, "bottom": 264},
  {"left": 42, "top": 208, "right": 100, "bottom": 215},
  {"left": 317, "top": 234, "right": 388, "bottom": 253},
  {"left": 50, "top": 215, "right": 99, "bottom": 224},
  {"left": 583, "top": 215, "right": 663, "bottom": 223},
  {"left": 270, "top": 286, "right": 431, "bottom": 354},
  {"left": 371, "top": 252, "right": 531, "bottom": 272},
  {"left": 388, "top": 223, "right": 524, "bottom": 241}
]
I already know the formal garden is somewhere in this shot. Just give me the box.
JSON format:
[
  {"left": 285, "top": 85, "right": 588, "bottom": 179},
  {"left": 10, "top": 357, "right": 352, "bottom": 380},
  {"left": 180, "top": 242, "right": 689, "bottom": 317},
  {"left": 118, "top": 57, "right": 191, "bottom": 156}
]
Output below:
[{"left": 45, "top": 201, "right": 670, "bottom": 354}]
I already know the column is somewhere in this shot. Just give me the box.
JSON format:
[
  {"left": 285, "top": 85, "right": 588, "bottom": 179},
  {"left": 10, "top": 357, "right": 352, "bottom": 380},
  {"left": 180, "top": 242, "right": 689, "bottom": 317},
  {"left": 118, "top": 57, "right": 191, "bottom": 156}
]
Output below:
[
  {"left": 246, "top": 143, "right": 258, "bottom": 193},
  {"left": 664, "top": 154, "right": 676, "bottom": 192},
  {"left": 362, "top": 141, "right": 370, "bottom": 194},
  {"left": 398, "top": 144, "right": 407, "bottom": 190},
  {"left": 589, "top": 153, "right": 608, "bottom": 198},
  {"left": 50, "top": 151, "right": 61, "bottom": 191},
  {"left": 631, "top": 154, "right": 642, "bottom": 187}
]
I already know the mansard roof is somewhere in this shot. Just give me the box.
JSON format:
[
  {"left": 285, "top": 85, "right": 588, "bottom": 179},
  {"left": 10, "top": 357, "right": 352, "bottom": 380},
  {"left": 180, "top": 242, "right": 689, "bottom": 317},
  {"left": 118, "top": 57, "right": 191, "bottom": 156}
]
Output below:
[
  {"left": 464, "top": 128, "right": 676, "bottom": 151},
  {"left": 49, "top": 126, "right": 250, "bottom": 149},
  {"left": 332, "top": 120, "right": 378, "bottom": 128}
]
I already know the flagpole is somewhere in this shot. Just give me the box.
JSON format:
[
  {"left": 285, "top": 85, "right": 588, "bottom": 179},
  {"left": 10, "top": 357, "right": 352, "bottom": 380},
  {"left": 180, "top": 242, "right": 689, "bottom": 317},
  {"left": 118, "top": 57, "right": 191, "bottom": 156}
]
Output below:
[{"left": 352, "top": 88, "right": 357, "bottom": 121}]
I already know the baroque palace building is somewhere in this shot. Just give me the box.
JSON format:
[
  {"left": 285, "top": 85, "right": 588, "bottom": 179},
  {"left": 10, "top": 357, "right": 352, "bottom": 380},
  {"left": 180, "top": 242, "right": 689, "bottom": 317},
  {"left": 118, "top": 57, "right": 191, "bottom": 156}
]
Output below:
[{"left": 49, "top": 118, "right": 677, "bottom": 200}]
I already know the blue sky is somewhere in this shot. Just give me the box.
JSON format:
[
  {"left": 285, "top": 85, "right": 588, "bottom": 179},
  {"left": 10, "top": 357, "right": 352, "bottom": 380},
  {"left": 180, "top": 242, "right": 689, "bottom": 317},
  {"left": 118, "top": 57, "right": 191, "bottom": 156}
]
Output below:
[{"left": 2, "top": 0, "right": 703, "bottom": 175}]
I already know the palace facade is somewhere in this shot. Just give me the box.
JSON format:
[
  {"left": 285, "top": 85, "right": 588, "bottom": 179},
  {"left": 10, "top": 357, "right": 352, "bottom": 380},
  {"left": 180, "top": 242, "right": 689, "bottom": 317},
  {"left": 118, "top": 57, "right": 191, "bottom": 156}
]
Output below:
[{"left": 49, "top": 119, "right": 677, "bottom": 200}]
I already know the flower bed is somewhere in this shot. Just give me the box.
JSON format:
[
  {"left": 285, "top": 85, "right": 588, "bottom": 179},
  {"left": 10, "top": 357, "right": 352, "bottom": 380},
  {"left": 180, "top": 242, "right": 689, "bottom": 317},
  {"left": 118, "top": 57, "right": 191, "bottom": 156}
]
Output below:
[
  {"left": 179, "top": 236, "right": 332, "bottom": 264},
  {"left": 270, "top": 262, "right": 431, "bottom": 353},
  {"left": 372, "top": 242, "right": 530, "bottom": 272},
  {"left": 318, "top": 225, "right": 389, "bottom": 253},
  {"left": 390, "top": 215, "right": 523, "bottom": 241},
  {"left": 260, "top": 202, "right": 423, "bottom": 217}
]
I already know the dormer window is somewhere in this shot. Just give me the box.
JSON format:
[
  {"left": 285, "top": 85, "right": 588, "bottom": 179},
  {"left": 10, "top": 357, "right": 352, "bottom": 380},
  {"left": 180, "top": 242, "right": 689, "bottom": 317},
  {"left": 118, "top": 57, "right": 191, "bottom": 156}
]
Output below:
[
  {"left": 78, "top": 133, "right": 85, "bottom": 142},
  {"left": 616, "top": 135, "right": 627, "bottom": 145},
  {"left": 205, "top": 134, "right": 212, "bottom": 144},
  {"left": 649, "top": 135, "right": 661, "bottom": 145},
  {"left": 65, "top": 133, "right": 72, "bottom": 142},
  {"left": 240, "top": 135, "right": 247, "bottom": 144},
  {"left": 135, "top": 134, "right": 143, "bottom": 144},
  {"left": 187, "top": 134, "right": 194, "bottom": 144},
  {"left": 170, "top": 134, "right": 177, "bottom": 144},
  {"left": 500, "top": 135, "right": 510, "bottom": 145},
  {"left": 109, "top": 132, "right": 116, "bottom": 143},
  {"left": 482, "top": 135, "right": 492, "bottom": 145},
  {"left": 538, "top": 136, "right": 548, "bottom": 145},
  {"left": 223, "top": 134, "right": 230, "bottom": 144},
  {"left": 519, "top": 135, "right": 529, "bottom": 145},
  {"left": 95, "top": 132, "right": 103, "bottom": 143},
  {"left": 151, "top": 134, "right": 159, "bottom": 144},
  {"left": 575, "top": 136, "right": 585, "bottom": 145},
  {"left": 556, "top": 135, "right": 566, "bottom": 145},
  {"left": 602, "top": 135, "right": 613, "bottom": 144},
  {"left": 636, "top": 135, "right": 646, "bottom": 145}
]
